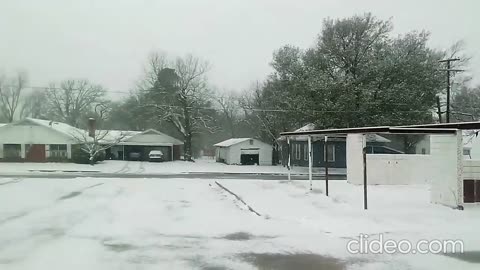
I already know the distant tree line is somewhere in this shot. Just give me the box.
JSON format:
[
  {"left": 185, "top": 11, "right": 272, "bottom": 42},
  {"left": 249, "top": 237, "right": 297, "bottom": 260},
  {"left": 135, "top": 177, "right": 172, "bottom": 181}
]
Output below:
[{"left": 1, "top": 13, "right": 479, "bottom": 160}]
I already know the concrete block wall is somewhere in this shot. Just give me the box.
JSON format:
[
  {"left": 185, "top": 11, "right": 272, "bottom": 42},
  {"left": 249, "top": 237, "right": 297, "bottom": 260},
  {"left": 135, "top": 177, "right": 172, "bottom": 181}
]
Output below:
[
  {"left": 346, "top": 134, "right": 365, "bottom": 185},
  {"left": 429, "top": 133, "right": 463, "bottom": 207},
  {"left": 357, "top": 154, "right": 432, "bottom": 185}
]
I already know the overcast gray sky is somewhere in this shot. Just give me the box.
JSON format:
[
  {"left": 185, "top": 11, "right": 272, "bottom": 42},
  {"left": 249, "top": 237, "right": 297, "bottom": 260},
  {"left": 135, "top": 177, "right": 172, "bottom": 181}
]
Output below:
[{"left": 0, "top": 0, "right": 478, "bottom": 97}]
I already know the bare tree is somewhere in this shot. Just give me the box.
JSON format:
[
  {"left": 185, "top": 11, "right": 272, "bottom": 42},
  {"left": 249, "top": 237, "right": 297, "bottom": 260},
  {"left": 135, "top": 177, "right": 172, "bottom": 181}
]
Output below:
[
  {"left": 146, "top": 54, "right": 217, "bottom": 161},
  {"left": 136, "top": 52, "right": 169, "bottom": 92},
  {"left": 20, "top": 89, "right": 49, "bottom": 119},
  {"left": 216, "top": 91, "right": 240, "bottom": 137},
  {"left": 0, "top": 72, "right": 27, "bottom": 122},
  {"left": 46, "top": 80, "right": 107, "bottom": 127},
  {"left": 445, "top": 40, "right": 472, "bottom": 69},
  {"left": 71, "top": 129, "right": 126, "bottom": 165}
]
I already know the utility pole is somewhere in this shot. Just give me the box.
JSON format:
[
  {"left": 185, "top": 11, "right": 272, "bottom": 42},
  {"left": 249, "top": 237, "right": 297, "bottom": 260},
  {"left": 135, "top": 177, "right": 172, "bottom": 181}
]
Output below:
[
  {"left": 436, "top": 96, "right": 442, "bottom": 123},
  {"left": 439, "top": 58, "right": 461, "bottom": 123}
]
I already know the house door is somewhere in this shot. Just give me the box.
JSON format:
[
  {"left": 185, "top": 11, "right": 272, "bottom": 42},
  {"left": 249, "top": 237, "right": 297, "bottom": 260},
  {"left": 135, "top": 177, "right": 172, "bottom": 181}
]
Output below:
[{"left": 26, "top": 144, "right": 46, "bottom": 162}]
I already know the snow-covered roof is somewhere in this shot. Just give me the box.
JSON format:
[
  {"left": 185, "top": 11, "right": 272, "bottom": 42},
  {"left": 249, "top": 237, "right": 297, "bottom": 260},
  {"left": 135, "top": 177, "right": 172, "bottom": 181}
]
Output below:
[
  {"left": 295, "top": 123, "right": 315, "bottom": 132},
  {"left": 122, "top": 129, "right": 183, "bottom": 145},
  {"left": 95, "top": 130, "right": 141, "bottom": 144},
  {"left": 0, "top": 123, "right": 6, "bottom": 128},
  {"left": 25, "top": 118, "right": 84, "bottom": 138},
  {"left": 214, "top": 138, "right": 252, "bottom": 147},
  {"left": 1, "top": 118, "right": 183, "bottom": 146}
]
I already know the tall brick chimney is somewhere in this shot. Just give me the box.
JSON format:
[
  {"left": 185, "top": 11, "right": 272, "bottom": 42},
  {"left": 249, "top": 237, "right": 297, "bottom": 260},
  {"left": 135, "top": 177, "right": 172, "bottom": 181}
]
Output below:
[{"left": 88, "top": 118, "right": 96, "bottom": 138}]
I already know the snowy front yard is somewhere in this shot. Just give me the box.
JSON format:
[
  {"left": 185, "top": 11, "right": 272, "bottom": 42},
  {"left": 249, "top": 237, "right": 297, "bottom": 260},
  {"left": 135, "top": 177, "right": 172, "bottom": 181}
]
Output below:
[{"left": 0, "top": 177, "right": 479, "bottom": 269}]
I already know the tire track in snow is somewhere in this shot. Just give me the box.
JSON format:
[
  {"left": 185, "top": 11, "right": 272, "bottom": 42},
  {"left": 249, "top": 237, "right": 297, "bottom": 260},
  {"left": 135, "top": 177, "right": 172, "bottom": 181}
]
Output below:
[
  {"left": 0, "top": 178, "right": 23, "bottom": 186},
  {"left": 136, "top": 162, "right": 145, "bottom": 174},
  {"left": 58, "top": 183, "right": 105, "bottom": 200},
  {"left": 0, "top": 182, "right": 105, "bottom": 226},
  {"left": 114, "top": 161, "right": 131, "bottom": 174}
]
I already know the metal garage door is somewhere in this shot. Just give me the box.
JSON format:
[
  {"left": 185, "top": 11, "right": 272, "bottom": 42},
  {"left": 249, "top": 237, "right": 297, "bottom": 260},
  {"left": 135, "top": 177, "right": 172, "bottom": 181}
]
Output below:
[{"left": 240, "top": 149, "right": 259, "bottom": 165}]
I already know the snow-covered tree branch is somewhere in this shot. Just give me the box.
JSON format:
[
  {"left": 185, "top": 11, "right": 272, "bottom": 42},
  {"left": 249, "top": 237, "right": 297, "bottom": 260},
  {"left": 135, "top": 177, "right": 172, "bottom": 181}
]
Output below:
[
  {"left": 142, "top": 53, "right": 218, "bottom": 161},
  {"left": 71, "top": 129, "right": 127, "bottom": 165}
]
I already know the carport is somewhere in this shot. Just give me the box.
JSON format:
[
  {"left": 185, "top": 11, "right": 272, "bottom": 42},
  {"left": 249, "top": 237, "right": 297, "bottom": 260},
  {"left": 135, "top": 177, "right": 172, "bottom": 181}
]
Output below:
[
  {"left": 105, "top": 129, "right": 183, "bottom": 161},
  {"left": 281, "top": 122, "right": 480, "bottom": 209}
]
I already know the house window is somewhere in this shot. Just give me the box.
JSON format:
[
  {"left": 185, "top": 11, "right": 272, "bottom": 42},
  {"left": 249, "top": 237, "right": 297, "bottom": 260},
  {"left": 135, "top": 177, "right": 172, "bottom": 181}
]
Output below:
[
  {"left": 50, "top": 144, "right": 68, "bottom": 158},
  {"left": 295, "top": 144, "right": 301, "bottom": 160},
  {"left": 463, "top": 149, "right": 471, "bottom": 156},
  {"left": 324, "top": 144, "right": 335, "bottom": 162},
  {"left": 304, "top": 144, "right": 309, "bottom": 160},
  {"left": 4, "top": 144, "right": 21, "bottom": 158},
  {"left": 249, "top": 139, "right": 254, "bottom": 145}
]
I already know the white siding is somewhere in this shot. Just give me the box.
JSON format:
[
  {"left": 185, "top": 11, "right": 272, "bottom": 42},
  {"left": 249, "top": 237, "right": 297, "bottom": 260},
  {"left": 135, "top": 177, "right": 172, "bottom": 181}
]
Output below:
[
  {"left": 464, "top": 159, "right": 480, "bottom": 180},
  {"left": 228, "top": 144, "right": 241, "bottom": 165},
  {"left": 216, "top": 147, "right": 230, "bottom": 163}
]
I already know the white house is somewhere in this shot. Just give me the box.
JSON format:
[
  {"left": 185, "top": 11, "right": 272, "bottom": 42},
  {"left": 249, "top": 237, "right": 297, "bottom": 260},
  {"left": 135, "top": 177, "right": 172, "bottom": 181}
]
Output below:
[
  {"left": 0, "top": 118, "right": 80, "bottom": 162},
  {"left": 0, "top": 118, "right": 183, "bottom": 162},
  {"left": 214, "top": 138, "right": 273, "bottom": 165}
]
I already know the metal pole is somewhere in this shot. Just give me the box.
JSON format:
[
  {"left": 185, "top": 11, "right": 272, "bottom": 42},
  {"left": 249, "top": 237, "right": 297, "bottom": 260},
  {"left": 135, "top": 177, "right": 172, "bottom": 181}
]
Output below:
[
  {"left": 325, "top": 136, "right": 329, "bottom": 196},
  {"left": 363, "top": 135, "right": 368, "bottom": 210},
  {"left": 287, "top": 137, "right": 291, "bottom": 181},
  {"left": 446, "top": 61, "right": 451, "bottom": 123},
  {"left": 308, "top": 136, "right": 312, "bottom": 190}
]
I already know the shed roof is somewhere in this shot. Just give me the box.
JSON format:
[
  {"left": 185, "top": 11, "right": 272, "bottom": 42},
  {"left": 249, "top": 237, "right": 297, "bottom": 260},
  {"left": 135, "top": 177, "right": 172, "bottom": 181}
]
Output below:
[
  {"left": 123, "top": 129, "right": 183, "bottom": 145},
  {"left": 214, "top": 138, "right": 252, "bottom": 147},
  {"left": 279, "top": 122, "right": 478, "bottom": 137}
]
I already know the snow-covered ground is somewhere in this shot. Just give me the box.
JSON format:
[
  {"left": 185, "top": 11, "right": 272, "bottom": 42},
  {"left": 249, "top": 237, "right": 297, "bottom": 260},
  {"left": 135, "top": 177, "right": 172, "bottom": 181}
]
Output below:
[
  {"left": 0, "top": 158, "right": 346, "bottom": 175},
  {"left": 0, "top": 177, "right": 479, "bottom": 269}
]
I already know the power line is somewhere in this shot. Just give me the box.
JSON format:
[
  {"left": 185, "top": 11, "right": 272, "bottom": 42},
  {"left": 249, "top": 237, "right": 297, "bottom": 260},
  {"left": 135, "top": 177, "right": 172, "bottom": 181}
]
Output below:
[
  {"left": 5, "top": 85, "right": 439, "bottom": 115},
  {"left": 30, "top": 85, "right": 133, "bottom": 95},
  {"left": 1, "top": 84, "right": 136, "bottom": 95}
]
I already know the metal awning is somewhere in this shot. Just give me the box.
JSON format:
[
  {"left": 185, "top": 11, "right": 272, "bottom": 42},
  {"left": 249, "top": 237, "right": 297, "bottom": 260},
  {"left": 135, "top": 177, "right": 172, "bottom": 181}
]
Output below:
[{"left": 280, "top": 122, "right": 480, "bottom": 137}]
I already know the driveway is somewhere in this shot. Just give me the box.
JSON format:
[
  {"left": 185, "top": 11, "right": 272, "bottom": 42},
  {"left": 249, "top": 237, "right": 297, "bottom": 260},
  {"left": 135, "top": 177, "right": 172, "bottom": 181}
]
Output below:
[{"left": 0, "top": 178, "right": 350, "bottom": 270}]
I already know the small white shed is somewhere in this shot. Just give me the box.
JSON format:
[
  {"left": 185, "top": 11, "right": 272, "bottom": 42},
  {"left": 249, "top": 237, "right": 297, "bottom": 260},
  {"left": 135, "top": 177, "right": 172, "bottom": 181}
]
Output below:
[{"left": 214, "top": 138, "right": 273, "bottom": 165}]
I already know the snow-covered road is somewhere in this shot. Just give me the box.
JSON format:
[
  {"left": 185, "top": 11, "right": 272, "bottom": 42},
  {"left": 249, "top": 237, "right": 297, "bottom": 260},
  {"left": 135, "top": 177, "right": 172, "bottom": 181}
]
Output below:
[
  {"left": 0, "top": 178, "right": 479, "bottom": 269},
  {"left": 0, "top": 159, "right": 346, "bottom": 176}
]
